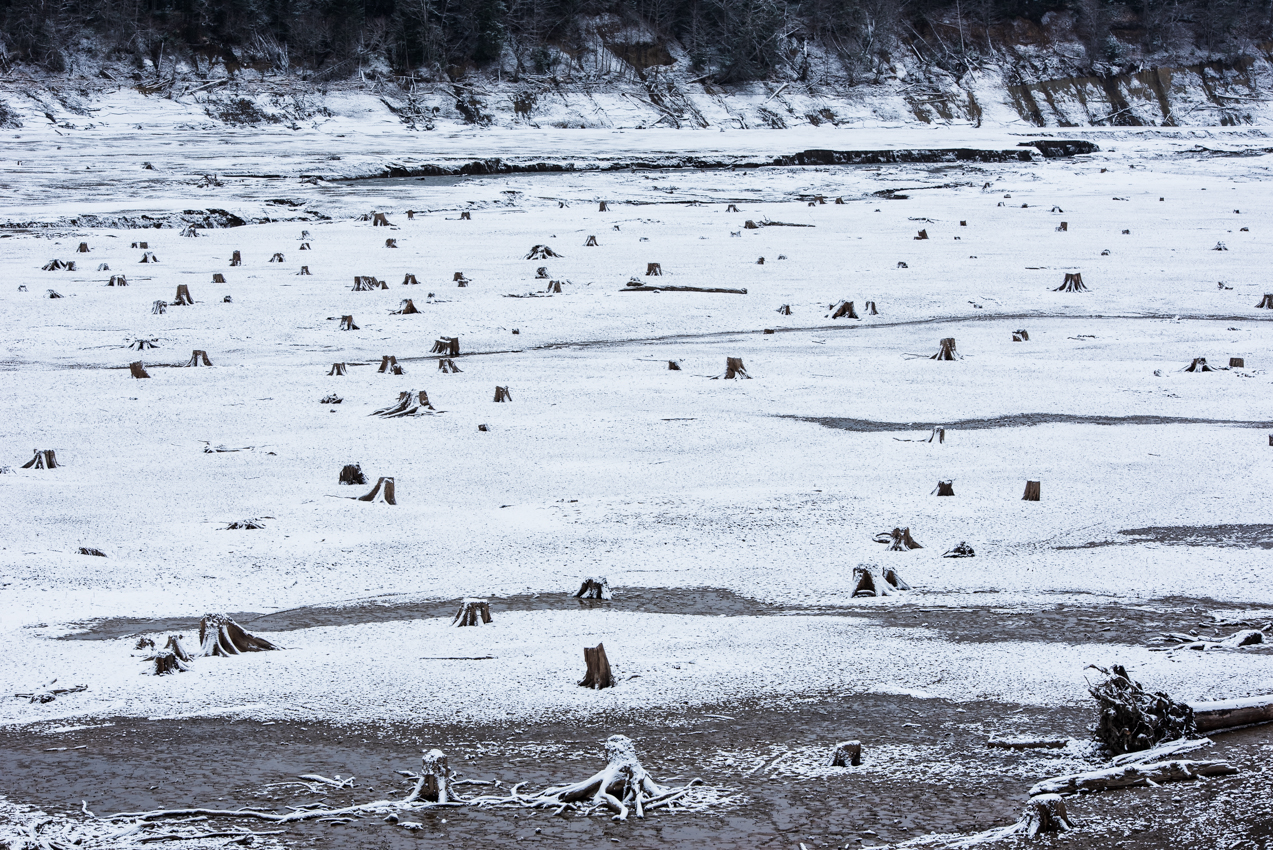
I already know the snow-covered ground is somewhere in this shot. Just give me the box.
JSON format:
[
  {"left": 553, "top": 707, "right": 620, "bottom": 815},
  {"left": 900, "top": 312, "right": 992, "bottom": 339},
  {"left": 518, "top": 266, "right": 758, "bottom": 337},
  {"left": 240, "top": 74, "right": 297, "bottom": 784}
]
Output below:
[{"left": 1, "top": 122, "right": 1272, "bottom": 736}]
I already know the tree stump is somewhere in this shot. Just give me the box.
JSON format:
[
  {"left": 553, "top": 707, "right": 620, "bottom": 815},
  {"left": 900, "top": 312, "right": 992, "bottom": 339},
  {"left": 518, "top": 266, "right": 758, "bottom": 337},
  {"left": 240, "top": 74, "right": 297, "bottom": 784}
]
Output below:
[
  {"left": 21, "top": 450, "right": 59, "bottom": 469},
  {"left": 153, "top": 649, "right": 192, "bottom": 676},
  {"left": 407, "top": 210, "right": 415, "bottom": 219},
  {"left": 744, "top": 220, "right": 759, "bottom": 229},
  {"left": 494, "top": 386, "right": 512, "bottom": 402},
  {"left": 199, "top": 614, "right": 279, "bottom": 656},
  {"left": 431, "top": 337, "right": 460, "bottom": 356},
  {"left": 130, "top": 361, "right": 150, "bottom": 379},
  {"left": 932, "top": 479, "right": 955, "bottom": 496},
  {"left": 864, "top": 301, "right": 879, "bottom": 315},
  {"left": 1230, "top": 357, "right": 1244, "bottom": 368},
  {"left": 405, "top": 750, "right": 455, "bottom": 804},
  {"left": 339, "top": 463, "right": 367, "bottom": 485},
  {"left": 385, "top": 238, "right": 398, "bottom": 248},
  {"left": 1023, "top": 480, "right": 1041, "bottom": 501},
  {"left": 140, "top": 252, "right": 158, "bottom": 263},
  {"left": 478, "top": 424, "right": 489, "bottom": 431},
  {"left": 726, "top": 204, "right": 739, "bottom": 212},
  {"left": 897, "top": 261, "right": 908, "bottom": 268},
  {"left": 173, "top": 284, "right": 195, "bottom": 306},
  {"left": 928, "top": 427, "right": 945, "bottom": 443},
  {"left": 338, "top": 315, "right": 359, "bottom": 331},
  {"left": 711, "top": 357, "right": 750, "bottom": 380},
  {"left": 403, "top": 273, "right": 419, "bottom": 285},
  {"left": 1018, "top": 795, "right": 1072, "bottom": 838},
  {"left": 181, "top": 225, "right": 200, "bottom": 238},
  {"left": 132, "top": 241, "right": 148, "bottom": 249},
  {"left": 17, "top": 285, "right": 26, "bottom": 291},
  {"left": 184, "top": 350, "right": 212, "bottom": 367},
  {"left": 1055, "top": 272, "right": 1088, "bottom": 292},
  {"left": 47, "top": 289, "right": 64, "bottom": 298},
  {"left": 212, "top": 272, "right": 226, "bottom": 283},
  {"left": 580, "top": 643, "right": 614, "bottom": 689},
  {"left": 107, "top": 275, "right": 128, "bottom": 286},
  {"left": 830, "top": 741, "right": 861, "bottom": 767},
  {"left": 943, "top": 541, "right": 975, "bottom": 558},
  {"left": 757, "top": 257, "right": 765, "bottom": 264},
  {"left": 536, "top": 266, "right": 550, "bottom": 279},
  {"left": 526, "top": 245, "right": 561, "bottom": 260},
  {"left": 646, "top": 263, "right": 662, "bottom": 276},
  {"left": 378, "top": 355, "right": 401, "bottom": 373},
  {"left": 585, "top": 235, "right": 598, "bottom": 246},
  {"left": 874, "top": 527, "right": 922, "bottom": 551},
  {"left": 460, "top": 211, "right": 471, "bottom": 220},
  {"left": 882, "top": 566, "right": 911, "bottom": 592},
  {"left": 575, "top": 577, "right": 612, "bottom": 600},
  {"left": 373, "top": 212, "right": 392, "bottom": 226},
  {"left": 546, "top": 280, "right": 563, "bottom": 293},
  {"left": 930, "top": 338, "right": 960, "bottom": 360},
  {"left": 393, "top": 299, "right": 420, "bottom": 314},
  {"left": 1183, "top": 357, "right": 1214, "bottom": 372},
  {"left": 152, "top": 300, "right": 167, "bottom": 314},
  {"left": 320, "top": 394, "right": 342, "bottom": 404},
  {"left": 852, "top": 566, "right": 879, "bottom": 597},
  {"left": 438, "top": 358, "right": 462, "bottom": 373},
  {"left": 829, "top": 300, "right": 858, "bottom": 320},
  {"left": 599, "top": 201, "right": 609, "bottom": 211},
  {"left": 357, "top": 476, "right": 397, "bottom": 504},
  {"left": 668, "top": 361, "right": 681, "bottom": 370},
  {"left": 776, "top": 304, "right": 792, "bottom": 315},
  {"left": 372, "top": 390, "right": 433, "bottom": 417},
  {"left": 914, "top": 229, "right": 929, "bottom": 240},
  {"left": 1257, "top": 294, "right": 1273, "bottom": 309},
  {"left": 230, "top": 250, "right": 242, "bottom": 266},
  {"left": 298, "top": 266, "right": 311, "bottom": 276},
  {"left": 1057, "top": 221, "right": 1068, "bottom": 232},
  {"left": 76, "top": 242, "right": 90, "bottom": 253},
  {"left": 1013, "top": 329, "right": 1030, "bottom": 341},
  {"left": 452, "top": 598, "right": 493, "bottom": 626}
]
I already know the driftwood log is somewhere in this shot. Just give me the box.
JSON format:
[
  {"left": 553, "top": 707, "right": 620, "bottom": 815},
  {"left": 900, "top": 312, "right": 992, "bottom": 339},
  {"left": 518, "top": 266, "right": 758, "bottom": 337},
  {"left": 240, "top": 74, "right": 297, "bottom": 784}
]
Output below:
[
  {"left": 452, "top": 598, "right": 492, "bottom": 627},
  {"left": 1029, "top": 759, "right": 1235, "bottom": 796},
  {"left": 580, "top": 643, "right": 614, "bottom": 689},
  {"left": 622, "top": 284, "right": 747, "bottom": 294},
  {"left": 199, "top": 614, "right": 279, "bottom": 657}
]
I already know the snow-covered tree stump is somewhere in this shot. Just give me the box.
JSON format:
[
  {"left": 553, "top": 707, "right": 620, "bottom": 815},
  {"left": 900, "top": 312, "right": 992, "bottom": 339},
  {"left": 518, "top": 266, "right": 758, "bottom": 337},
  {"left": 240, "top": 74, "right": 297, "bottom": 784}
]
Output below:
[
  {"left": 668, "top": 360, "right": 681, "bottom": 370},
  {"left": 339, "top": 463, "right": 367, "bottom": 485},
  {"left": 130, "top": 361, "right": 150, "bottom": 379},
  {"left": 431, "top": 337, "right": 460, "bottom": 356},
  {"left": 646, "top": 263, "right": 662, "bottom": 276},
  {"left": 184, "top": 350, "right": 212, "bottom": 367},
  {"left": 172, "top": 284, "right": 195, "bottom": 305},
  {"left": 378, "top": 355, "right": 402, "bottom": 374},
  {"left": 373, "top": 212, "right": 392, "bottom": 226},
  {"left": 108, "top": 275, "right": 128, "bottom": 286},
  {"left": 405, "top": 750, "right": 455, "bottom": 803},
  {"left": 575, "top": 577, "right": 612, "bottom": 600},
  {"left": 864, "top": 300, "right": 879, "bottom": 315},
  {"left": 830, "top": 741, "right": 862, "bottom": 767},
  {"left": 198, "top": 614, "right": 279, "bottom": 657},
  {"left": 403, "top": 273, "right": 419, "bottom": 285},
  {"left": 546, "top": 280, "right": 563, "bottom": 293},
  {"left": 829, "top": 300, "right": 858, "bottom": 319},
  {"left": 357, "top": 477, "right": 397, "bottom": 504},
  {"left": 585, "top": 235, "right": 598, "bottom": 246},
  {"left": 21, "top": 449, "right": 58, "bottom": 469},
  {"left": 930, "top": 338, "right": 960, "bottom": 360},
  {"left": 438, "top": 358, "right": 462, "bottom": 373},
  {"left": 536, "top": 266, "right": 550, "bottom": 278},
  {"left": 460, "top": 211, "right": 471, "bottom": 220},
  {"left": 915, "top": 229, "right": 928, "bottom": 240},
  {"left": 1183, "top": 357, "right": 1214, "bottom": 372},
  {"left": 1257, "top": 294, "right": 1273, "bottom": 309},
  {"left": 329, "top": 362, "right": 348, "bottom": 376},
  {"left": 1055, "top": 272, "right": 1088, "bottom": 292},
  {"left": 494, "top": 386, "right": 512, "bottom": 402},
  {"left": 230, "top": 250, "right": 242, "bottom": 266},
  {"left": 776, "top": 304, "right": 792, "bottom": 315},
  {"left": 714, "top": 357, "right": 750, "bottom": 379},
  {"left": 526, "top": 245, "right": 561, "bottom": 260},
  {"left": 1019, "top": 795, "right": 1072, "bottom": 837},
  {"left": 874, "top": 527, "right": 922, "bottom": 551},
  {"left": 153, "top": 635, "right": 193, "bottom": 675},
  {"left": 393, "top": 299, "right": 419, "bottom": 314},
  {"left": 152, "top": 300, "right": 167, "bottom": 314},
  {"left": 943, "top": 541, "right": 975, "bottom": 558},
  {"left": 580, "top": 643, "right": 614, "bottom": 690},
  {"left": 932, "top": 479, "right": 955, "bottom": 496},
  {"left": 385, "top": 238, "right": 398, "bottom": 248},
  {"left": 452, "top": 598, "right": 492, "bottom": 627}
]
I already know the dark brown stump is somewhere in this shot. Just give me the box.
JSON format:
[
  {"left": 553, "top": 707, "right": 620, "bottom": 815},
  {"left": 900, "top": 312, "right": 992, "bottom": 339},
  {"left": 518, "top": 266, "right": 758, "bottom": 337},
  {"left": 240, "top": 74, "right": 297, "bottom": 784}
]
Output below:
[
  {"left": 298, "top": 266, "right": 311, "bottom": 276},
  {"left": 199, "top": 614, "right": 280, "bottom": 656},
  {"left": 452, "top": 598, "right": 493, "bottom": 626},
  {"left": 373, "top": 212, "right": 392, "bottom": 226},
  {"left": 546, "top": 280, "right": 563, "bottom": 293},
  {"left": 829, "top": 300, "right": 858, "bottom": 319},
  {"left": 727, "top": 203, "right": 739, "bottom": 212},
  {"left": 836, "top": 198, "right": 845, "bottom": 205},
  {"left": 932, "top": 479, "right": 955, "bottom": 496},
  {"left": 173, "top": 284, "right": 195, "bottom": 306},
  {"left": 535, "top": 266, "right": 550, "bottom": 279},
  {"left": 1257, "top": 294, "right": 1273, "bottom": 309},
  {"left": 585, "top": 235, "right": 598, "bottom": 246},
  {"left": 140, "top": 252, "right": 158, "bottom": 263},
  {"left": 579, "top": 643, "right": 614, "bottom": 689},
  {"left": 776, "top": 304, "right": 792, "bottom": 315},
  {"left": 378, "top": 355, "right": 400, "bottom": 373},
  {"left": 526, "top": 245, "right": 562, "bottom": 260},
  {"left": 21, "top": 449, "right": 59, "bottom": 469},
  {"left": 864, "top": 301, "right": 878, "bottom": 315},
  {"left": 646, "top": 263, "right": 662, "bottom": 276},
  {"left": 329, "top": 363, "right": 347, "bottom": 376},
  {"left": 1023, "top": 480, "right": 1041, "bottom": 501},
  {"left": 185, "top": 350, "right": 212, "bottom": 367},
  {"left": 152, "top": 300, "right": 167, "bottom": 314},
  {"left": 575, "top": 577, "right": 612, "bottom": 600},
  {"left": 357, "top": 476, "right": 397, "bottom": 504},
  {"left": 299, "top": 242, "right": 311, "bottom": 250},
  {"left": 1057, "top": 221, "right": 1068, "bottom": 232},
  {"left": 76, "top": 242, "right": 90, "bottom": 253},
  {"left": 230, "top": 250, "right": 241, "bottom": 266},
  {"left": 460, "top": 211, "right": 471, "bottom": 220},
  {"left": 130, "top": 361, "right": 150, "bottom": 379},
  {"left": 212, "top": 273, "right": 226, "bottom": 283},
  {"left": 852, "top": 566, "right": 879, "bottom": 597},
  {"left": 438, "top": 358, "right": 462, "bottom": 373},
  {"left": 830, "top": 741, "right": 861, "bottom": 767},
  {"left": 915, "top": 229, "right": 929, "bottom": 240},
  {"left": 339, "top": 315, "right": 359, "bottom": 331},
  {"left": 716, "top": 357, "right": 750, "bottom": 379},
  {"left": 269, "top": 252, "right": 284, "bottom": 263},
  {"left": 393, "top": 299, "right": 420, "bottom": 314},
  {"left": 78, "top": 547, "right": 107, "bottom": 557},
  {"left": 599, "top": 201, "right": 609, "bottom": 212},
  {"left": 1013, "top": 329, "right": 1030, "bottom": 341},
  {"left": 339, "top": 463, "right": 367, "bottom": 485},
  {"left": 108, "top": 275, "right": 128, "bottom": 286},
  {"left": 874, "top": 527, "right": 922, "bottom": 551},
  {"left": 494, "top": 385, "right": 512, "bottom": 402},
  {"left": 403, "top": 273, "right": 419, "bottom": 285},
  {"left": 385, "top": 238, "right": 398, "bottom": 248},
  {"left": 930, "top": 338, "right": 959, "bottom": 360},
  {"left": 1055, "top": 272, "right": 1088, "bottom": 292},
  {"left": 1183, "top": 357, "right": 1214, "bottom": 372},
  {"left": 668, "top": 360, "right": 681, "bottom": 370},
  {"left": 1230, "top": 357, "right": 1245, "bottom": 368},
  {"left": 431, "top": 337, "right": 460, "bottom": 356},
  {"left": 407, "top": 210, "right": 415, "bottom": 220}
]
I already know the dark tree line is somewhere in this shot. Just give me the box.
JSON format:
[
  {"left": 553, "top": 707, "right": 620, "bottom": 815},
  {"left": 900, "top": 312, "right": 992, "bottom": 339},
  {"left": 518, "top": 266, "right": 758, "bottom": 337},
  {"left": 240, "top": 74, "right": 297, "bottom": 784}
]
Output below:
[{"left": 0, "top": 0, "right": 1268, "bottom": 79}]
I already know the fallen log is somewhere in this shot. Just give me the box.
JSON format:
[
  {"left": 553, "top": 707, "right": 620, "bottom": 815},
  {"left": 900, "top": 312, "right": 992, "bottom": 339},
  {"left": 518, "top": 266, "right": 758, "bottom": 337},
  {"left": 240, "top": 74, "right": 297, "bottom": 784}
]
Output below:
[
  {"left": 621, "top": 285, "right": 747, "bottom": 294},
  {"left": 1190, "top": 695, "right": 1273, "bottom": 733},
  {"left": 1028, "top": 759, "right": 1236, "bottom": 797}
]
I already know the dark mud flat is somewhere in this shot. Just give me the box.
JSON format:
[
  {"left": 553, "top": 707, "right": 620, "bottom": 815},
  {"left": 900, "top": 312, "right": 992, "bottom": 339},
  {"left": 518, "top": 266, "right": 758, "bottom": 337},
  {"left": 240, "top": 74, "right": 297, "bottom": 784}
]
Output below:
[
  {"left": 2, "top": 696, "right": 1267, "bottom": 850},
  {"left": 62, "top": 591, "right": 1258, "bottom": 652}
]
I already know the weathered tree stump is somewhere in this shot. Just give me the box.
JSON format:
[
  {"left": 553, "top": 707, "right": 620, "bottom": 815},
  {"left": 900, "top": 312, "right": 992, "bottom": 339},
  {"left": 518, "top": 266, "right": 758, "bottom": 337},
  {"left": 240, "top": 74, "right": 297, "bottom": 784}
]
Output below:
[
  {"left": 943, "top": 541, "right": 975, "bottom": 558},
  {"left": 744, "top": 220, "right": 759, "bottom": 229},
  {"left": 829, "top": 300, "right": 858, "bottom": 319},
  {"left": 580, "top": 643, "right": 614, "bottom": 690},
  {"left": 546, "top": 280, "right": 563, "bottom": 293},
  {"left": 1230, "top": 357, "right": 1245, "bottom": 368},
  {"left": 668, "top": 360, "right": 681, "bottom": 370},
  {"left": 212, "top": 273, "right": 226, "bottom": 283},
  {"left": 127, "top": 339, "right": 158, "bottom": 350},
  {"left": 230, "top": 250, "right": 242, "bottom": 266},
  {"left": 320, "top": 393, "right": 342, "bottom": 404},
  {"left": 180, "top": 225, "right": 201, "bottom": 238},
  {"left": 400, "top": 273, "right": 418, "bottom": 286},
  {"left": 535, "top": 266, "right": 550, "bottom": 279},
  {"left": 339, "top": 463, "right": 367, "bottom": 486},
  {"left": 1055, "top": 272, "right": 1088, "bottom": 292},
  {"left": 928, "top": 426, "right": 945, "bottom": 443},
  {"left": 1183, "top": 357, "right": 1214, "bottom": 372},
  {"left": 829, "top": 741, "right": 861, "bottom": 767},
  {"left": 407, "top": 210, "right": 415, "bottom": 219},
  {"left": 140, "top": 252, "right": 158, "bottom": 263},
  {"left": 108, "top": 275, "right": 128, "bottom": 286},
  {"left": 385, "top": 238, "right": 398, "bottom": 248},
  {"left": 726, "top": 203, "right": 739, "bottom": 212},
  {"left": 478, "top": 424, "right": 490, "bottom": 431},
  {"left": 897, "top": 261, "right": 908, "bottom": 268},
  {"left": 378, "top": 355, "right": 401, "bottom": 373},
  {"left": 874, "top": 527, "right": 922, "bottom": 551},
  {"left": 173, "top": 284, "right": 195, "bottom": 306},
  {"left": 328, "top": 362, "right": 348, "bottom": 377},
  {"left": 76, "top": 242, "right": 90, "bottom": 253},
  {"left": 1023, "top": 480, "right": 1041, "bottom": 501},
  {"left": 932, "top": 479, "right": 955, "bottom": 496},
  {"left": 1257, "top": 294, "right": 1273, "bottom": 309},
  {"left": 598, "top": 201, "right": 609, "bottom": 211},
  {"left": 1018, "top": 795, "right": 1072, "bottom": 837},
  {"left": 299, "top": 242, "right": 311, "bottom": 250},
  {"left": 710, "top": 357, "right": 750, "bottom": 380},
  {"left": 152, "top": 300, "right": 167, "bottom": 314},
  {"left": 1013, "top": 329, "right": 1030, "bottom": 341},
  {"left": 184, "top": 350, "right": 212, "bottom": 367},
  {"left": 882, "top": 566, "right": 911, "bottom": 592},
  {"left": 47, "top": 289, "right": 64, "bottom": 298},
  {"left": 338, "top": 315, "right": 359, "bottom": 331},
  {"left": 460, "top": 211, "right": 471, "bottom": 220},
  {"left": 776, "top": 304, "right": 792, "bottom": 315},
  {"left": 393, "top": 299, "right": 420, "bottom": 314},
  {"left": 852, "top": 566, "right": 879, "bottom": 597},
  {"left": 405, "top": 750, "right": 455, "bottom": 803},
  {"left": 930, "top": 338, "right": 960, "bottom": 360},
  {"left": 372, "top": 212, "right": 392, "bottom": 226},
  {"left": 526, "top": 245, "right": 562, "bottom": 260},
  {"left": 130, "top": 361, "right": 150, "bottom": 379},
  {"left": 914, "top": 229, "right": 929, "bottom": 240},
  {"left": 153, "top": 649, "right": 192, "bottom": 676},
  {"left": 98, "top": 262, "right": 110, "bottom": 271},
  {"left": 575, "top": 577, "right": 612, "bottom": 600},
  {"left": 452, "top": 598, "right": 493, "bottom": 627},
  {"left": 646, "top": 263, "right": 663, "bottom": 276},
  {"left": 43, "top": 259, "right": 75, "bottom": 271},
  {"left": 429, "top": 337, "right": 460, "bottom": 356},
  {"left": 298, "top": 266, "right": 311, "bottom": 276},
  {"left": 268, "top": 252, "right": 284, "bottom": 263},
  {"left": 132, "top": 241, "right": 148, "bottom": 249},
  {"left": 494, "top": 386, "right": 512, "bottom": 402},
  {"left": 757, "top": 256, "right": 765, "bottom": 264},
  {"left": 372, "top": 390, "right": 434, "bottom": 417},
  {"left": 864, "top": 301, "right": 879, "bottom": 315},
  {"left": 199, "top": 614, "right": 279, "bottom": 656},
  {"left": 438, "top": 358, "right": 462, "bottom": 373},
  {"left": 357, "top": 476, "right": 397, "bottom": 504},
  {"left": 1056, "top": 221, "right": 1068, "bottom": 232}
]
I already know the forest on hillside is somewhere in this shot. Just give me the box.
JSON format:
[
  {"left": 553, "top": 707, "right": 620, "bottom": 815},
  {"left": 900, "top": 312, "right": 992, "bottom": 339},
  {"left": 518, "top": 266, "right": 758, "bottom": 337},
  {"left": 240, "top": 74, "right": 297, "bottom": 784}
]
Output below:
[{"left": 0, "top": 0, "right": 1267, "bottom": 81}]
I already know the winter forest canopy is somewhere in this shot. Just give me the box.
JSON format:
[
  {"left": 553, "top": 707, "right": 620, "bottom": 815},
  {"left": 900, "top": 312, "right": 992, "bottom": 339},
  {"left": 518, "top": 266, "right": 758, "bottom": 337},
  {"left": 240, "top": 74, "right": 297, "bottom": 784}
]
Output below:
[{"left": 0, "top": 0, "right": 1267, "bottom": 81}]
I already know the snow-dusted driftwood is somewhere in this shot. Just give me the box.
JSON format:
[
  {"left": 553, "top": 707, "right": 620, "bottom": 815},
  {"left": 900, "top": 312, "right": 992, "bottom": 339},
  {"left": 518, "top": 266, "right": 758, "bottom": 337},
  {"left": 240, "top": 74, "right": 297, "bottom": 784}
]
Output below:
[
  {"left": 14, "top": 681, "right": 87, "bottom": 703},
  {"left": 1190, "top": 695, "right": 1273, "bottom": 732},
  {"left": 575, "top": 577, "right": 612, "bottom": 600},
  {"left": 1028, "top": 759, "right": 1236, "bottom": 796},
  {"left": 199, "top": 614, "right": 279, "bottom": 657},
  {"left": 1108, "top": 736, "right": 1213, "bottom": 767},
  {"left": 1087, "top": 664, "right": 1196, "bottom": 754}
]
